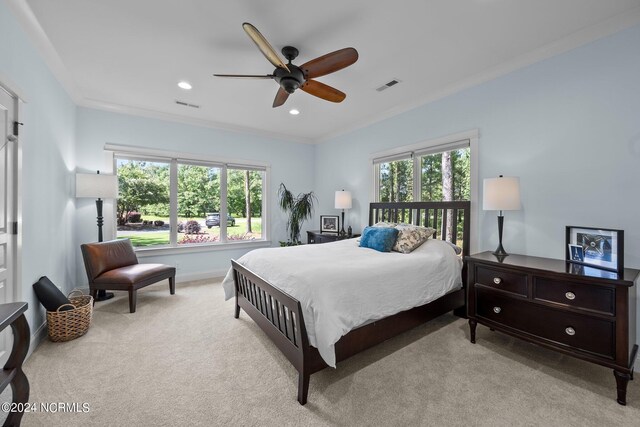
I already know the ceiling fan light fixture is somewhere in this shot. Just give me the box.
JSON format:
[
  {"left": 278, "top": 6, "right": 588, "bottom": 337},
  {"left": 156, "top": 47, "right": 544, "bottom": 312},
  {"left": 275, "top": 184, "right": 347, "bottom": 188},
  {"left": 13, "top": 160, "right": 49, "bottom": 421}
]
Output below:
[
  {"left": 289, "top": 109, "right": 300, "bottom": 115},
  {"left": 281, "top": 77, "right": 300, "bottom": 94},
  {"left": 177, "top": 81, "right": 192, "bottom": 90}
]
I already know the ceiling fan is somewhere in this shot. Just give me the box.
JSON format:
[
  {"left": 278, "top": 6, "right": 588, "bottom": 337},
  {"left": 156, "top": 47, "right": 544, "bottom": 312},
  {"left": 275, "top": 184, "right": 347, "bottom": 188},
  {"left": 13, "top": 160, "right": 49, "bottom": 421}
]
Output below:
[{"left": 214, "top": 23, "right": 358, "bottom": 108}]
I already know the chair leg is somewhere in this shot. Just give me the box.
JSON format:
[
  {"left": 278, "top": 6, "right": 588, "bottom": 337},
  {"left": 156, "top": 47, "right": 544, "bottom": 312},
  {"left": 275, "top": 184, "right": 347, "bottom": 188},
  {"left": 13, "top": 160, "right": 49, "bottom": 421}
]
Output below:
[
  {"left": 169, "top": 276, "right": 175, "bottom": 295},
  {"left": 128, "top": 289, "right": 137, "bottom": 313},
  {"left": 90, "top": 289, "right": 98, "bottom": 305}
]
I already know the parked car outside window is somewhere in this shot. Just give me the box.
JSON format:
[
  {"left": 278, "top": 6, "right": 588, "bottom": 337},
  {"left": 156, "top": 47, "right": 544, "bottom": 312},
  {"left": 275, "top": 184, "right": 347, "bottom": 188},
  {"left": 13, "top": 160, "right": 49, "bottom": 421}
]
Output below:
[{"left": 205, "top": 213, "right": 236, "bottom": 228}]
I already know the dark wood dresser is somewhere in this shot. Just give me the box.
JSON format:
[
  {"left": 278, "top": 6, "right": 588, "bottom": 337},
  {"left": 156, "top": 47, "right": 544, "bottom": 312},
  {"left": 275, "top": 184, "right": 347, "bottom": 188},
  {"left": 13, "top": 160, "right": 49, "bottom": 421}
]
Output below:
[
  {"left": 306, "top": 230, "right": 360, "bottom": 244},
  {"left": 0, "top": 302, "right": 30, "bottom": 425},
  {"left": 466, "top": 251, "right": 638, "bottom": 405}
]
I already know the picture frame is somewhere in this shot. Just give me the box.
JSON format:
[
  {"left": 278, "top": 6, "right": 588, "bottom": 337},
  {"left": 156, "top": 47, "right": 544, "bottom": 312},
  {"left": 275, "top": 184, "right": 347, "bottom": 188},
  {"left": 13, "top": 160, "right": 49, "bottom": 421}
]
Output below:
[
  {"left": 320, "top": 215, "right": 339, "bottom": 233},
  {"left": 565, "top": 226, "right": 624, "bottom": 273},
  {"left": 567, "top": 262, "right": 620, "bottom": 280}
]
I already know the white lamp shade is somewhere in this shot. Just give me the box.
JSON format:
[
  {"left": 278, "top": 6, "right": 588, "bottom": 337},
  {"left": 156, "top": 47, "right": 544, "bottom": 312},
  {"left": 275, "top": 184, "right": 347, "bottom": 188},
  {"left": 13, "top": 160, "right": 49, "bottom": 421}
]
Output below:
[
  {"left": 76, "top": 173, "right": 119, "bottom": 199},
  {"left": 335, "top": 190, "right": 352, "bottom": 209},
  {"left": 483, "top": 176, "right": 520, "bottom": 211}
]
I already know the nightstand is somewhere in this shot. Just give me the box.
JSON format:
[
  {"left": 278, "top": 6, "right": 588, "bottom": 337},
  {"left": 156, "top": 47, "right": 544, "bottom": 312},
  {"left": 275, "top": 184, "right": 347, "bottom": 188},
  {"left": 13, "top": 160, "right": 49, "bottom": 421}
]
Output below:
[
  {"left": 466, "top": 251, "right": 639, "bottom": 405},
  {"left": 306, "top": 230, "right": 360, "bottom": 244}
]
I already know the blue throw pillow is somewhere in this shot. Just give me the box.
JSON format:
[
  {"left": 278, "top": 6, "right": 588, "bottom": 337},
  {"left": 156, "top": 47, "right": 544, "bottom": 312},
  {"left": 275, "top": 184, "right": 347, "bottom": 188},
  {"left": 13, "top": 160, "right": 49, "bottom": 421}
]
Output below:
[{"left": 359, "top": 226, "right": 399, "bottom": 252}]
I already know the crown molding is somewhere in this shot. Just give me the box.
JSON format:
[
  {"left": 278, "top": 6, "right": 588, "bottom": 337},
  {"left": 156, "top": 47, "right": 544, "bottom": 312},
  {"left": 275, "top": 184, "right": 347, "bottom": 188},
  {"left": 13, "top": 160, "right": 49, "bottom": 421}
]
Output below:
[
  {"left": 8, "top": 0, "right": 640, "bottom": 145},
  {"left": 6, "top": 0, "right": 313, "bottom": 145},
  {"left": 7, "top": 0, "right": 84, "bottom": 103},
  {"left": 80, "top": 98, "right": 315, "bottom": 145},
  {"left": 315, "top": 6, "right": 640, "bottom": 143}
]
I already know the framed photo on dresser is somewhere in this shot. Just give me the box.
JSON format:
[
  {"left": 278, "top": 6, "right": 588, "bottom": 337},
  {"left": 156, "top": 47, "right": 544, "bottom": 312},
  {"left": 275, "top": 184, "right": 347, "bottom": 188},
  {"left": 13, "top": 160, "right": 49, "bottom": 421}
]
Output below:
[
  {"left": 320, "top": 215, "right": 339, "bottom": 233},
  {"left": 566, "top": 226, "right": 624, "bottom": 273}
]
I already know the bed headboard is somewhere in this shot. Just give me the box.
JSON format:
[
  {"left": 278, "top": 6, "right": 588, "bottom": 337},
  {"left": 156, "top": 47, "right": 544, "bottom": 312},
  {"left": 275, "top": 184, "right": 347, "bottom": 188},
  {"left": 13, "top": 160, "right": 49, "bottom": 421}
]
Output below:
[{"left": 369, "top": 201, "right": 471, "bottom": 258}]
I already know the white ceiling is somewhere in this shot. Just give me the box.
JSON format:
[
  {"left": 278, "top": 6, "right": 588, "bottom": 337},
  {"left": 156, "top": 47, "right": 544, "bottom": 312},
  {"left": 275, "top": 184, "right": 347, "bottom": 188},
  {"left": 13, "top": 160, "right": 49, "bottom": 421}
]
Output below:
[{"left": 20, "top": 0, "right": 640, "bottom": 142}]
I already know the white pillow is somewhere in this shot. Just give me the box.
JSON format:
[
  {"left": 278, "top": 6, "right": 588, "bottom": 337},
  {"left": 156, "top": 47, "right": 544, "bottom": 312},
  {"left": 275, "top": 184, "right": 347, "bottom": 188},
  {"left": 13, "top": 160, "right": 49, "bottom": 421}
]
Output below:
[{"left": 372, "top": 221, "right": 397, "bottom": 228}]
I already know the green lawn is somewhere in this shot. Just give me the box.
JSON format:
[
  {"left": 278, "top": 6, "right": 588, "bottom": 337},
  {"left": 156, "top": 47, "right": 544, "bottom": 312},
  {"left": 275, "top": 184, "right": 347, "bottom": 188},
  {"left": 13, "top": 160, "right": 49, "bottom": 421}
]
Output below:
[
  {"left": 118, "top": 218, "right": 262, "bottom": 247},
  {"left": 120, "top": 234, "right": 170, "bottom": 247}
]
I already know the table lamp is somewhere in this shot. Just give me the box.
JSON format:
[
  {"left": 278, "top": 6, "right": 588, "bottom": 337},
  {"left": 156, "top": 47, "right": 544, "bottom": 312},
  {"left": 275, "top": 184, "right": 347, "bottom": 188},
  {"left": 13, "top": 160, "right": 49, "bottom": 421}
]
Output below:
[
  {"left": 334, "top": 190, "right": 352, "bottom": 236},
  {"left": 483, "top": 175, "right": 520, "bottom": 257}
]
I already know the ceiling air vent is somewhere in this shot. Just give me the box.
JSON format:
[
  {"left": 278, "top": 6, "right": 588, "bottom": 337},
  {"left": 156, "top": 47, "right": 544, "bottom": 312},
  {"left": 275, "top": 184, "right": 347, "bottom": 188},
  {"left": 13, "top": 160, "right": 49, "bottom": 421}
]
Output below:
[
  {"left": 175, "top": 100, "right": 200, "bottom": 109},
  {"left": 376, "top": 79, "right": 401, "bottom": 92}
]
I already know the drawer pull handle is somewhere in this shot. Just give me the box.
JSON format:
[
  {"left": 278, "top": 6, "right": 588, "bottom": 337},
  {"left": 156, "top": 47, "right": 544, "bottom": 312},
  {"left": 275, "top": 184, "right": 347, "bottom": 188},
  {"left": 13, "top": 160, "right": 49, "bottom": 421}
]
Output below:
[
  {"left": 493, "top": 306, "right": 502, "bottom": 314},
  {"left": 565, "top": 292, "right": 576, "bottom": 300},
  {"left": 493, "top": 277, "right": 502, "bottom": 285},
  {"left": 565, "top": 327, "right": 576, "bottom": 336}
]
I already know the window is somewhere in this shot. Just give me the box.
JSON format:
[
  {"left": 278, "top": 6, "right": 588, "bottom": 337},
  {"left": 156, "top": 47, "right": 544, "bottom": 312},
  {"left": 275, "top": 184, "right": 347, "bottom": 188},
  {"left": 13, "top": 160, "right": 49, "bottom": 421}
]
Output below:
[
  {"left": 114, "top": 151, "right": 267, "bottom": 249},
  {"left": 378, "top": 158, "right": 413, "bottom": 202},
  {"left": 420, "top": 147, "right": 470, "bottom": 202},
  {"left": 373, "top": 139, "right": 472, "bottom": 243},
  {"left": 227, "top": 168, "right": 263, "bottom": 241},
  {"left": 116, "top": 159, "right": 171, "bottom": 247},
  {"left": 177, "top": 163, "right": 221, "bottom": 245},
  {"left": 374, "top": 141, "right": 470, "bottom": 203}
]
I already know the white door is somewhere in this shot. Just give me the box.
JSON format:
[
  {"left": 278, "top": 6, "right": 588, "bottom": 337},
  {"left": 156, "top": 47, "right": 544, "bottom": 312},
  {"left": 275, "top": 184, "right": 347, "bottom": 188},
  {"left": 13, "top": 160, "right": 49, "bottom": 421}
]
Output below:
[{"left": 0, "top": 87, "right": 17, "bottom": 364}]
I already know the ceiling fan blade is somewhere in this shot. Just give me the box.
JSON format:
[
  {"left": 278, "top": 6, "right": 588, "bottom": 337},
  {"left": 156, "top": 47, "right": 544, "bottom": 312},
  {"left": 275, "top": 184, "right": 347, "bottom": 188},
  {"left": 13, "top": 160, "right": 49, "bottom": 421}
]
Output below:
[
  {"left": 300, "top": 47, "right": 358, "bottom": 79},
  {"left": 301, "top": 80, "right": 346, "bottom": 103},
  {"left": 272, "top": 87, "right": 290, "bottom": 108},
  {"left": 213, "top": 74, "right": 274, "bottom": 79},
  {"left": 242, "top": 22, "right": 290, "bottom": 72}
]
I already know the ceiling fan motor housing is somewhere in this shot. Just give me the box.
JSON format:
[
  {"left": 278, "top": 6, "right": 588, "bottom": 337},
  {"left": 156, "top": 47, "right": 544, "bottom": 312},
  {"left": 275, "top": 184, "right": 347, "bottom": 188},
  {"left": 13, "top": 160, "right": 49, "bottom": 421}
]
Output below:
[{"left": 274, "top": 64, "right": 305, "bottom": 94}]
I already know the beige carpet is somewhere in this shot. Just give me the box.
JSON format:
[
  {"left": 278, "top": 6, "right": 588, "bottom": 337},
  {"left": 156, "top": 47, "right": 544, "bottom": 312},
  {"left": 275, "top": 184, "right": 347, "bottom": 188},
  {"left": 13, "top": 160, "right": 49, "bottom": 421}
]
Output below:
[{"left": 13, "top": 279, "right": 640, "bottom": 426}]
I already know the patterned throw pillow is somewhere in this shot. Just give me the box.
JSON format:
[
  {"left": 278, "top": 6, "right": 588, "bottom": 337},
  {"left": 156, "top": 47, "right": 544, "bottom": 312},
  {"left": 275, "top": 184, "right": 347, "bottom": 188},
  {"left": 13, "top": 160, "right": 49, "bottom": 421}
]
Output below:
[{"left": 392, "top": 223, "right": 436, "bottom": 254}]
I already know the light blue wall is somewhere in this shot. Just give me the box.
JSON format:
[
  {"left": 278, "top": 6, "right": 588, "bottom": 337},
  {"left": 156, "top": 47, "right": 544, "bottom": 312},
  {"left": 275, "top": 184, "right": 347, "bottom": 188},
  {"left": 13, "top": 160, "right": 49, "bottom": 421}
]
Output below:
[
  {"left": 315, "top": 24, "right": 640, "bottom": 269},
  {"left": 74, "top": 107, "right": 315, "bottom": 284},
  {"left": 4, "top": 0, "right": 640, "bottom": 347},
  {"left": 2, "top": 0, "right": 314, "bottom": 343},
  {"left": 0, "top": 0, "right": 77, "bottom": 339}
]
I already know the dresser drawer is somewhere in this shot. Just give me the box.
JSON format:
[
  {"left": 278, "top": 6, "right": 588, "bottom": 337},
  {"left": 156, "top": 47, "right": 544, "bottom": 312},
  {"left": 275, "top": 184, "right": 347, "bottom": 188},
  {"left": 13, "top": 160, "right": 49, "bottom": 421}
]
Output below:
[
  {"left": 314, "top": 234, "right": 337, "bottom": 243},
  {"left": 476, "top": 288, "right": 615, "bottom": 359},
  {"left": 533, "top": 277, "right": 615, "bottom": 316},
  {"left": 475, "top": 265, "right": 528, "bottom": 296}
]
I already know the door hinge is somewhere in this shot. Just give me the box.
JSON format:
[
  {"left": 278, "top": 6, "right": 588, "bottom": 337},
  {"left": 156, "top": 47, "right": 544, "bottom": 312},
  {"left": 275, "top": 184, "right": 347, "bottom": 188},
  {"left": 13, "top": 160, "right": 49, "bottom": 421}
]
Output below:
[
  {"left": 11, "top": 222, "right": 17, "bottom": 235},
  {"left": 12, "top": 121, "right": 23, "bottom": 137}
]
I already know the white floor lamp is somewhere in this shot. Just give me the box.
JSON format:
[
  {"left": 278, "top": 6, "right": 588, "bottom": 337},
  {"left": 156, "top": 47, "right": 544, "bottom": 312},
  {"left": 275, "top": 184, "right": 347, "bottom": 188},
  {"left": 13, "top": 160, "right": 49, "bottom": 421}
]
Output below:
[{"left": 76, "top": 171, "right": 119, "bottom": 301}]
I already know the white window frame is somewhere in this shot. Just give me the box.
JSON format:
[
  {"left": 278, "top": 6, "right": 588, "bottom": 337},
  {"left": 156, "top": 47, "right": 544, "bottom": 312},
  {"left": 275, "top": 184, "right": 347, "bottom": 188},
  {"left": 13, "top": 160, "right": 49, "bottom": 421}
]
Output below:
[
  {"left": 370, "top": 129, "right": 479, "bottom": 253},
  {"left": 106, "top": 143, "right": 271, "bottom": 255}
]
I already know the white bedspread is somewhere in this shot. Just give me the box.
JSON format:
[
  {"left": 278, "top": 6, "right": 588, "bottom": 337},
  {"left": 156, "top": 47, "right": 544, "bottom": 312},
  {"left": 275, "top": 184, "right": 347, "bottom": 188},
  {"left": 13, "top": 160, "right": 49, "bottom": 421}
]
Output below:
[{"left": 221, "top": 238, "right": 462, "bottom": 367}]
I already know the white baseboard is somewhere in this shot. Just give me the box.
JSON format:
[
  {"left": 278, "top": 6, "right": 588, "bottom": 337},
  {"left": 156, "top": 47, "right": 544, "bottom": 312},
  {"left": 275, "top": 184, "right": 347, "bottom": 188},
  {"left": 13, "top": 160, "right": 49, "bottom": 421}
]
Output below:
[
  {"left": 176, "top": 269, "right": 228, "bottom": 283},
  {"left": 27, "top": 321, "right": 48, "bottom": 360}
]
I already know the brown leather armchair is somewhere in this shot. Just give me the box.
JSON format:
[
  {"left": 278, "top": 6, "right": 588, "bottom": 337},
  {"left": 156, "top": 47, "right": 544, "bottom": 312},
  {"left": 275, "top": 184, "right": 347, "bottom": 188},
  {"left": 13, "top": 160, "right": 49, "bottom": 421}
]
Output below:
[{"left": 81, "top": 239, "right": 176, "bottom": 313}]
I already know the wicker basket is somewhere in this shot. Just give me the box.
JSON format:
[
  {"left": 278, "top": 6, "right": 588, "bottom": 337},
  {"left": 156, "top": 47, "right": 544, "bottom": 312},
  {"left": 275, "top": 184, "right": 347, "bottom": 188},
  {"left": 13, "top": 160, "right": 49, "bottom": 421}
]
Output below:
[{"left": 47, "top": 290, "right": 93, "bottom": 342}]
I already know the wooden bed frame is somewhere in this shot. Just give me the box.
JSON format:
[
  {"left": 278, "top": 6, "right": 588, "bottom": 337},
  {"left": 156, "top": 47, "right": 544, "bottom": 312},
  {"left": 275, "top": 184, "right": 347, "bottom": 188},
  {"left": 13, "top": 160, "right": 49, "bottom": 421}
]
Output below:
[{"left": 231, "top": 201, "right": 471, "bottom": 404}]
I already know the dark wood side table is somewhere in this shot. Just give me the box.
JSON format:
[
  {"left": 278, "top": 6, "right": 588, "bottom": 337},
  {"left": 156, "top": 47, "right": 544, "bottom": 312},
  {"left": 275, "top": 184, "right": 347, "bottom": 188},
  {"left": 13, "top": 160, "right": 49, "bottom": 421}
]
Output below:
[
  {"left": 0, "top": 302, "right": 30, "bottom": 426},
  {"left": 306, "top": 230, "right": 360, "bottom": 244},
  {"left": 466, "top": 252, "right": 638, "bottom": 405}
]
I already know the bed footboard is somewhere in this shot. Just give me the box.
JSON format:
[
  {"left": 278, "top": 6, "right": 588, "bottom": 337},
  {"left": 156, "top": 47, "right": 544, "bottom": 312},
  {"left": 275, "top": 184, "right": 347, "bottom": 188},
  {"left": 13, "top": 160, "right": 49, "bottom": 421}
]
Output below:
[{"left": 232, "top": 260, "right": 317, "bottom": 404}]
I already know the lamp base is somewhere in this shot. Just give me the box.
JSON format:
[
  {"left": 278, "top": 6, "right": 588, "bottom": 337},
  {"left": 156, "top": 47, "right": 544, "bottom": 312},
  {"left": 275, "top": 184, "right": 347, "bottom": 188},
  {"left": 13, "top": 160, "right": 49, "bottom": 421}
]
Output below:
[
  {"left": 95, "top": 290, "right": 115, "bottom": 302},
  {"left": 493, "top": 214, "right": 509, "bottom": 257},
  {"left": 492, "top": 244, "right": 509, "bottom": 257}
]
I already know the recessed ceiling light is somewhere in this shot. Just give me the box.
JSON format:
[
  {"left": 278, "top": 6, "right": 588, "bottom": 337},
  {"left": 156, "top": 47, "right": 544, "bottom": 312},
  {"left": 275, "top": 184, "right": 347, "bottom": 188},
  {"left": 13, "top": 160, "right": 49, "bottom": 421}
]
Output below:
[
  {"left": 289, "top": 109, "right": 300, "bottom": 115},
  {"left": 177, "top": 81, "right": 192, "bottom": 90}
]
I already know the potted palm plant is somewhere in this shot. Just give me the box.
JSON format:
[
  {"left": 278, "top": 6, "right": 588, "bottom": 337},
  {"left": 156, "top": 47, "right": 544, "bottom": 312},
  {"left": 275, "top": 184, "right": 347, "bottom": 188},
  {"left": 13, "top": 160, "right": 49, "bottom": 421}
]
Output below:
[{"left": 278, "top": 183, "right": 315, "bottom": 246}]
